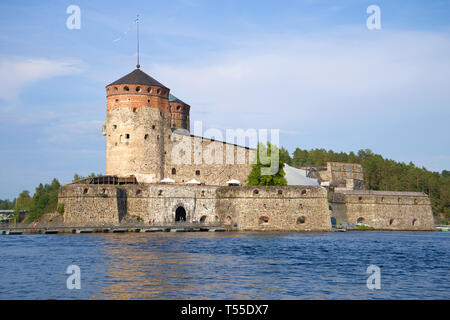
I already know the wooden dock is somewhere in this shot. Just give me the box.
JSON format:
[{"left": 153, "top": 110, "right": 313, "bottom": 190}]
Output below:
[{"left": 0, "top": 223, "right": 226, "bottom": 235}]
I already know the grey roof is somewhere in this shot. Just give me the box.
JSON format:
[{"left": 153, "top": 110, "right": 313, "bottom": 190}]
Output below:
[
  {"left": 107, "top": 68, "right": 168, "bottom": 88},
  {"left": 284, "top": 164, "right": 320, "bottom": 186},
  {"left": 169, "top": 93, "right": 188, "bottom": 105}
]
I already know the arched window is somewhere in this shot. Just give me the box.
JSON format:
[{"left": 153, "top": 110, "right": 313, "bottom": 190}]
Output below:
[
  {"left": 357, "top": 217, "right": 365, "bottom": 224},
  {"left": 389, "top": 218, "right": 394, "bottom": 226},
  {"left": 412, "top": 218, "right": 418, "bottom": 226},
  {"left": 172, "top": 168, "right": 176, "bottom": 175},
  {"left": 253, "top": 189, "right": 259, "bottom": 195},
  {"left": 135, "top": 86, "right": 141, "bottom": 92},
  {"left": 124, "top": 86, "right": 129, "bottom": 91},
  {"left": 195, "top": 170, "right": 200, "bottom": 176},
  {"left": 301, "top": 189, "right": 307, "bottom": 195},
  {"left": 144, "top": 134, "right": 149, "bottom": 140}
]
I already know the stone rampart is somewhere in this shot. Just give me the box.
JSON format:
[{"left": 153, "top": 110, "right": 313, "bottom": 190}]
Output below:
[
  {"left": 216, "top": 186, "right": 332, "bottom": 232},
  {"left": 330, "top": 190, "right": 434, "bottom": 230}
]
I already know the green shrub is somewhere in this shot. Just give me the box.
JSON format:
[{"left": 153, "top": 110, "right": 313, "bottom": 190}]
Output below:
[{"left": 57, "top": 202, "right": 64, "bottom": 214}]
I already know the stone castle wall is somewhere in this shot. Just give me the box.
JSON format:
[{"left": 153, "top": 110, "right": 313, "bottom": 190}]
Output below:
[
  {"left": 216, "top": 186, "right": 332, "bottom": 232},
  {"left": 59, "top": 184, "right": 332, "bottom": 232},
  {"left": 330, "top": 190, "right": 435, "bottom": 230},
  {"left": 164, "top": 133, "right": 255, "bottom": 186},
  {"left": 319, "top": 162, "right": 364, "bottom": 188},
  {"left": 59, "top": 184, "right": 219, "bottom": 225},
  {"left": 58, "top": 184, "right": 122, "bottom": 224}
]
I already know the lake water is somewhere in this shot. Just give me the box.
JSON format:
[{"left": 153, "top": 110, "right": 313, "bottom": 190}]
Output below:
[{"left": 0, "top": 231, "right": 449, "bottom": 299}]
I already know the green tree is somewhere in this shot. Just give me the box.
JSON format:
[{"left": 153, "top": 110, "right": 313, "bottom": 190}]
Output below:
[
  {"left": 247, "top": 142, "right": 288, "bottom": 186},
  {"left": 27, "top": 179, "right": 61, "bottom": 222},
  {"left": 0, "top": 199, "right": 14, "bottom": 210},
  {"left": 15, "top": 190, "right": 32, "bottom": 212},
  {"left": 279, "top": 147, "right": 292, "bottom": 166}
]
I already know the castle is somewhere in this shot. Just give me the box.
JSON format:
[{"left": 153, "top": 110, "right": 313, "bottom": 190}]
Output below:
[{"left": 58, "top": 66, "right": 435, "bottom": 231}]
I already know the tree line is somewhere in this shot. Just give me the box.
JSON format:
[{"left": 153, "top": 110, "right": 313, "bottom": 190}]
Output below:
[{"left": 1, "top": 173, "right": 102, "bottom": 222}]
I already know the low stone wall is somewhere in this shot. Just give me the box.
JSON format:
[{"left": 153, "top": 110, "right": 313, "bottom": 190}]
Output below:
[
  {"left": 216, "top": 186, "right": 332, "bottom": 232},
  {"left": 330, "top": 190, "right": 435, "bottom": 230},
  {"left": 59, "top": 184, "right": 219, "bottom": 225},
  {"left": 59, "top": 184, "right": 332, "bottom": 231},
  {"left": 123, "top": 184, "right": 219, "bottom": 224},
  {"left": 58, "top": 184, "right": 122, "bottom": 225}
]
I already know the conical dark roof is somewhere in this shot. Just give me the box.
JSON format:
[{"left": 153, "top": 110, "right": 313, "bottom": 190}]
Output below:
[{"left": 107, "top": 68, "right": 168, "bottom": 88}]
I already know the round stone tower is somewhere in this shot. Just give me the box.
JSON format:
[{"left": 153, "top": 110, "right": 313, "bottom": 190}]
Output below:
[
  {"left": 169, "top": 94, "right": 190, "bottom": 131},
  {"left": 104, "top": 68, "right": 171, "bottom": 182}
]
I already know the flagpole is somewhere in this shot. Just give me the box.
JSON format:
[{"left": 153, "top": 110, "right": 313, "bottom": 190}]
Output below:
[{"left": 136, "top": 14, "right": 140, "bottom": 69}]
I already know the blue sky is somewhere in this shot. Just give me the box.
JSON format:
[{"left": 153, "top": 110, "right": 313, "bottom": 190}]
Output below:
[{"left": 0, "top": 0, "right": 449, "bottom": 199}]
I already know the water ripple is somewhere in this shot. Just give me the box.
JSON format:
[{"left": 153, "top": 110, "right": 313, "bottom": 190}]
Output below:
[{"left": 0, "top": 232, "right": 449, "bottom": 299}]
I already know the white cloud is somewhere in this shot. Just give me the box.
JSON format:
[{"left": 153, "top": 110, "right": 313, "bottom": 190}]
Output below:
[
  {"left": 152, "top": 30, "right": 450, "bottom": 130},
  {"left": 37, "top": 120, "right": 104, "bottom": 144},
  {"left": 0, "top": 57, "right": 84, "bottom": 101}
]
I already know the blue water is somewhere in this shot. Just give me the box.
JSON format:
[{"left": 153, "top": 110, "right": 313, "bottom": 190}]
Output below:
[{"left": 0, "top": 231, "right": 449, "bottom": 299}]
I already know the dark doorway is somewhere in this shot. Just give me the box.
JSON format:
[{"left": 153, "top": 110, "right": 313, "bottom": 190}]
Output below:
[{"left": 175, "top": 206, "right": 186, "bottom": 222}]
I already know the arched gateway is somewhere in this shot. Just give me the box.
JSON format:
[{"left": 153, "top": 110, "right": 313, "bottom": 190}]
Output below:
[{"left": 175, "top": 206, "right": 186, "bottom": 222}]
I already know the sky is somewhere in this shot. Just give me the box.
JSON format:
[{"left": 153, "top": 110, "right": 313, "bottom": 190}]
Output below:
[{"left": 0, "top": 0, "right": 449, "bottom": 200}]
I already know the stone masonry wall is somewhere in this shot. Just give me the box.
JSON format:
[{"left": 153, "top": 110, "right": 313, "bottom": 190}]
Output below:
[
  {"left": 164, "top": 133, "right": 255, "bottom": 186},
  {"left": 106, "top": 106, "right": 165, "bottom": 181},
  {"left": 319, "top": 162, "right": 364, "bottom": 187},
  {"left": 59, "top": 184, "right": 332, "bottom": 232},
  {"left": 59, "top": 183, "right": 220, "bottom": 225},
  {"left": 330, "top": 190, "right": 435, "bottom": 230},
  {"left": 122, "top": 184, "right": 219, "bottom": 225},
  {"left": 216, "top": 186, "right": 332, "bottom": 232},
  {"left": 58, "top": 184, "right": 121, "bottom": 224}
]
